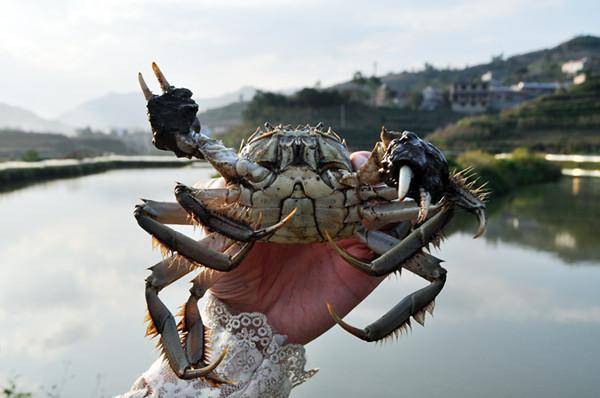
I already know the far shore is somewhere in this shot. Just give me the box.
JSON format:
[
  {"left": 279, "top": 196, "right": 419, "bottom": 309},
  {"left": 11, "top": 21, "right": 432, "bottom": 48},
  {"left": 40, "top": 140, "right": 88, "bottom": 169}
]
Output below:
[
  {"left": 2, "top": 151, "right": 595, "bottom": 196},
  {"left": 0, "top": 155, "right": 205, "bottom": 192}
]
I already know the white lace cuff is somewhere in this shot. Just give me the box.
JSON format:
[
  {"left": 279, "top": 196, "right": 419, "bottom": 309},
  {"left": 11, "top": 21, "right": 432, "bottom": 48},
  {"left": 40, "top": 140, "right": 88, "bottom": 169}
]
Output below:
[{"left": 116, "top": 295, "right": 318, "bottom": 398}]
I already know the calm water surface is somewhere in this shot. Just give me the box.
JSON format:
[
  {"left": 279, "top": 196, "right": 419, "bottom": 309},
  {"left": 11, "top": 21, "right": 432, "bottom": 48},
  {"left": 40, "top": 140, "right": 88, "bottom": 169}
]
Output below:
[{"left": 0, "top": 168, "right": 598, "bottom": 397}]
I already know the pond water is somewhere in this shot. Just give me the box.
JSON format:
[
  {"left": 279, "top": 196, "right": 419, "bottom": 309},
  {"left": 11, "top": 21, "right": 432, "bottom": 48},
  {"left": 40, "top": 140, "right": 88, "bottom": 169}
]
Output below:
[{"left": 0, "top": 168, "right": 599, "bottom": 397}]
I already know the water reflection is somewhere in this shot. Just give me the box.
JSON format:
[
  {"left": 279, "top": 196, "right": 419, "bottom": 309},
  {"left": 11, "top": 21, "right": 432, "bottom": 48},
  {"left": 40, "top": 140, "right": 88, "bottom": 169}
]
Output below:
[
  {"left": 0, "top": 169, "right": 598, "bottom": 397},
  {"left": 470, "top": 177, "right": 600, "bottom": 264}
]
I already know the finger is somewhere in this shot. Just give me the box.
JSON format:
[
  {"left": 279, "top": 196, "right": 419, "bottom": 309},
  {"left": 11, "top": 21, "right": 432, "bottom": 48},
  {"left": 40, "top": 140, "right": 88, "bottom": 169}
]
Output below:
[
  {"left": 350, "top": 151, "right": 371, "bottom": 170},
  {"left": 152, "top": 62, "right": 172, "bottom": 92},
  {"left": 138, "top": 72, "right": 154, "bottom": 100}
]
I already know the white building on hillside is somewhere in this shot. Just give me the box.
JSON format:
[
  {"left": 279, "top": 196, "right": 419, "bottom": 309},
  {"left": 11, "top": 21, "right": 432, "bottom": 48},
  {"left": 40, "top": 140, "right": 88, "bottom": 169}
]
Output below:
[
  {"left": 450, "top": 71, "right": 567, "bottom": 114},
  {"left": 562, "top": 58, "right": 588, "bottom": 76}
]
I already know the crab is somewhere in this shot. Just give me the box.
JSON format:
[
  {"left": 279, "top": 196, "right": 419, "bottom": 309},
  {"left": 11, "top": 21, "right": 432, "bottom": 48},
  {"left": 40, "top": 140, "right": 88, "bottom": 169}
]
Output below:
[{"left": 133, "top": 63, "right": 488, "bottom": 382}]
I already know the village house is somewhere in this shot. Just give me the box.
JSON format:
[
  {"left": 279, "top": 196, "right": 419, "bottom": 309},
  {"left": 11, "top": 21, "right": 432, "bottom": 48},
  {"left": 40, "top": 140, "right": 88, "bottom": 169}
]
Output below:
[{"left": 450, "top": 72, "right": 567, "bottom": 114}]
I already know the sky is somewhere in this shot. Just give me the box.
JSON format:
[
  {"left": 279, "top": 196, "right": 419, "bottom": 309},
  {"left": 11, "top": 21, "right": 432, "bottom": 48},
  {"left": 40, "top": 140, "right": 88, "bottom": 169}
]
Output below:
[{"left": 1, "top": 0, "right": 599, "bottom": 118}]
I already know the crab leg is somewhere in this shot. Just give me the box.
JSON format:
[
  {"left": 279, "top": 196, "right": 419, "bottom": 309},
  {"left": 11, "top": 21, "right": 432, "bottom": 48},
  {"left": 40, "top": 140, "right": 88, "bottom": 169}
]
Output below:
[
  {"left": 353, "top": 227, "right": 447, "bottom": 282},
  {"left": 134, "top": 206, "right": 254, "bottom": 271},
  {"left": 327, "top": 276, "right": 445, "bottom": 342},
  {"left": 357, "top": 200, "right": 443, "bottom": 225},
  {"left": 144, "top": 235, "right": 231, "bottom": 382},
  {"left": 146, "top": 278, "right": 229, "bottom": 380},
  {"left": 175, "top": 183, "right": 297, "bottom": 242},
  {"left": 179, "top": 271, "right": 233, "bottom": 385},
  {"left": 327, "top": 227, "right": 447, "bottom": 342},
  {"left": 146, "top": 255, "right": 197, "bottom": 289},
  {"left": 138, "top": 187, "right": 240, "bottom": 225},
  {"left": 327, "top": 207, "right": 453, "bottom": 277},
  {"left": 137, "top": 200, "right": 190, "bottom": 225}
]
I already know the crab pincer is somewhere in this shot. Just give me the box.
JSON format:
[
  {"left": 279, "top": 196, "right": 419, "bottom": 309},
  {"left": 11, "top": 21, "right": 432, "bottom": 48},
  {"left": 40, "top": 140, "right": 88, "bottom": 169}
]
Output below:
[{"left": 138, "top": 63, "right": 201, "bottom": 157}]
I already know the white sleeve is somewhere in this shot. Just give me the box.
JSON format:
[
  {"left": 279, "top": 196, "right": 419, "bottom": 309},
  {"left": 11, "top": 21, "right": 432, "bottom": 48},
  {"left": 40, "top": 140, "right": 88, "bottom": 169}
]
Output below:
[{"left": 116, "top": 295, "right": 318, "bottom": 398}]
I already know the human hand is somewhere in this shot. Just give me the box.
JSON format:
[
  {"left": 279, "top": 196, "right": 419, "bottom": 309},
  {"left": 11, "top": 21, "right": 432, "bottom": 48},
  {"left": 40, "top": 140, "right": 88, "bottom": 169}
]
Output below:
[{"left": 208, "top": 152, "right": 384, "bottom": 344}]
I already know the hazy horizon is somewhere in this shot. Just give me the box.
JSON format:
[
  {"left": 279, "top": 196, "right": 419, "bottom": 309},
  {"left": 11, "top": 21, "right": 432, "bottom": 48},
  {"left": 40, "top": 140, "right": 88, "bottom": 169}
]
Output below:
[{"left": 1, "top": 0, "right": 599, "bottom": 119}]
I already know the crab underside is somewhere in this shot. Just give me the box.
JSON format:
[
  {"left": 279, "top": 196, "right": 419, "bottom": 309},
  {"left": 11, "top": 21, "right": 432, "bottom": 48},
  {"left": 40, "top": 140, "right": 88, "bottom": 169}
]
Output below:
[{"left": 133, "top": 63, "right": 488, "bottom": 383}]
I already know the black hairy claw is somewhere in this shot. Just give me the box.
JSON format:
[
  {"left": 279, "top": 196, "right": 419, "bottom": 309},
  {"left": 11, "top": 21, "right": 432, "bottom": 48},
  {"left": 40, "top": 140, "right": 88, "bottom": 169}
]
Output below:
[
  {"left": 147, "top": 87, "right": 198, "bottom": 157},
  {"left": 380, "top": 131, "right": 449, "bottom": 203}
]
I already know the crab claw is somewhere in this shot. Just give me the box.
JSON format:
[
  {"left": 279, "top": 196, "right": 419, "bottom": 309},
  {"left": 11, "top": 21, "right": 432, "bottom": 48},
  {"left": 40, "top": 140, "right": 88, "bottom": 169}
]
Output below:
[
  {"left": 152, "top": 62, "right": 173, "bottom": 92},
  {"left": 473, "top": 208, "right": 486, "bottom": 239},
  {"left": 446, "top": 169, "right": 488, "bottom": 239},
  {"left": 138, "top": 73, "right": 155, "bottom": 100},
  {"left": 380, "top": 131, "right": 449, "bottom": 206},
  {"left": 397, "top": 165, "right": 413, "bottom": 201}
]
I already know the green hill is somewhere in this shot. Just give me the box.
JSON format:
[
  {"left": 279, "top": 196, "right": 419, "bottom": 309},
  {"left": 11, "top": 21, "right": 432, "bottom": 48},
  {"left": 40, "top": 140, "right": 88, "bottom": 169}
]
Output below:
[
  {"left": 217, "top": 89, "right": 461, "bottom": 150},
  {"left": 429, "top": 78, "right": 600, "bottom": 153},
  {"left": 198, "top": 101, "right": 246, "bottom": 133}
]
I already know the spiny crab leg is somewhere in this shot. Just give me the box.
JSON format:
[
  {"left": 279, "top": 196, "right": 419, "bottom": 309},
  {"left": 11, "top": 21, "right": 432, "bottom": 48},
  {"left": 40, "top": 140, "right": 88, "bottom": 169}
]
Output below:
[
  {"left": 327, "top": 227, "right": 448, "bottom": 342},
  {"left": 325, "top": 208, "right": 453, "bottom": 277},
  {"left": 175, "top": 184, "right": 297, "bottom": 242},
  {"left": 146, "top": 280, "right": 230, "bottom": 380},
  {"left": 327, "top": 278, "right": 445, "bottom": 342},
  {"left": 144, "top": 237, "right": 233, "bottom": 382},
  {"left": 134, "top": 205, "right": 253, "bottom": 271}
]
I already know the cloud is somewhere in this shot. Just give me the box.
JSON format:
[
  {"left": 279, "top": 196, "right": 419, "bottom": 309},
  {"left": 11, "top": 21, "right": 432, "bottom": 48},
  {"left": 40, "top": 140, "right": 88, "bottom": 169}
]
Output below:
[{"left": 0, "top": 311, "right": 97, "bottom": 359}]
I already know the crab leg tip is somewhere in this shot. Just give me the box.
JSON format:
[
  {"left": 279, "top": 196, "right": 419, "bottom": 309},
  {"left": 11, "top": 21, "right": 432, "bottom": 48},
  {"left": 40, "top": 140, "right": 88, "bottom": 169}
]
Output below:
[
  {"left": 286, "top": 207, "right": 299, "bottom": 219},
  {"left": 255, "top": 207, "right": 298, "bottom": 238},
  {"left": 274, "top": 207, "right": 297, "bottom": 227},
  {"left": 193, "top": 344, "right": 229, "bottom": 377},
  {"left": 326, "top": 302, "right": 369, "bottom": 340},
  {"left": 324, "top": 231, "right": 371, "bottom": 269}
]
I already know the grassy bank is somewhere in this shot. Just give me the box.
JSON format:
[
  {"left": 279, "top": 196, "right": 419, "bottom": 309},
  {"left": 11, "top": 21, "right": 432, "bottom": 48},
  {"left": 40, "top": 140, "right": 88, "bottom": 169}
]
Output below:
[
  {"left": 451, "top": 149, "right": 562, "bottom": 196},
  {"left": 0, "top": 155, "right": 194, "bottom": 191}
]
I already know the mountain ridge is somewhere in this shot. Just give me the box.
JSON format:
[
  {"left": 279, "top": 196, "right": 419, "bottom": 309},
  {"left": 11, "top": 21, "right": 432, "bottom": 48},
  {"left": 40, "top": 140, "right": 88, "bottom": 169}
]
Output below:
[
  {"left": 57, "top": 86, "right": 259, "bottom": 131},
  {"left": 0, "top": 103, "right": 76, "bottom": 135}
]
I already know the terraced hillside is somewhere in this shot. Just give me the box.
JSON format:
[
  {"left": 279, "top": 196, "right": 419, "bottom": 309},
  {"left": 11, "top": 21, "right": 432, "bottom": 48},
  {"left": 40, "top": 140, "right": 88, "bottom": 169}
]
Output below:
[{"left": 429, "top": 78, "right": 600, "bottom": 153}]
